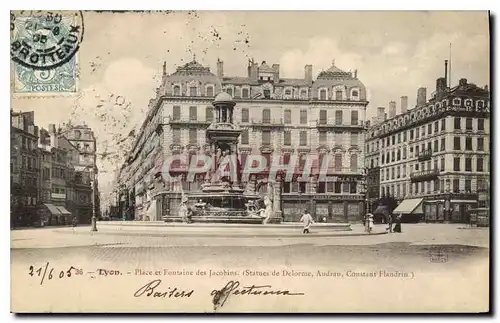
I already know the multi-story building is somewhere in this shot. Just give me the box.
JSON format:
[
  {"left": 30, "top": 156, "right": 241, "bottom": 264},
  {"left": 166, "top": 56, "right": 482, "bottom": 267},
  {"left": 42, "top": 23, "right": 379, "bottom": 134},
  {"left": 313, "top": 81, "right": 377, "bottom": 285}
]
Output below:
[
  {"left": 10, "top": 111, "right": 40, "bottom": 227},
  {"left": 117, "top": 58, "right": 369, "bottom": 222},
  {"left": 365, "top": 74, "right": 490, "bottom": 223},
  {"left": 59, "top": 122, "right": 101, "bottom": 220}
]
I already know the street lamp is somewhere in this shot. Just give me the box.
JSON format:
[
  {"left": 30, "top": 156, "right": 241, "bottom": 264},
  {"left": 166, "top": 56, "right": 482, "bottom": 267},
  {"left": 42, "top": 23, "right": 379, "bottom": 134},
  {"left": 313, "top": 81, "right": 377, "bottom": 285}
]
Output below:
[
  {"left": 90, "top": 168, "right": 97, "bottom": 232},
  {"left": 445, "top": 178, "right": 451, "bottom": 223}
]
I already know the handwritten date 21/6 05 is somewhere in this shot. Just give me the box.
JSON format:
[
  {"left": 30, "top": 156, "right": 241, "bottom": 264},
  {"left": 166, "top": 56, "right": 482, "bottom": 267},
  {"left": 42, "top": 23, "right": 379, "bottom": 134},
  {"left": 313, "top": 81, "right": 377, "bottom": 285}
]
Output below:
[{"left": 28, "top": 262, "right": 83, "bottom": 285}]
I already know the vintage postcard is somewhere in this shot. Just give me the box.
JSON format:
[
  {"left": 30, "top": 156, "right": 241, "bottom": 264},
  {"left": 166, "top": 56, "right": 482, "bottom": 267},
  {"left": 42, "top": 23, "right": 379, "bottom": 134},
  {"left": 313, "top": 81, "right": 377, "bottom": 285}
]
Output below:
[{"left": 10, "top": 10, "right": 490, "bottom": 313}]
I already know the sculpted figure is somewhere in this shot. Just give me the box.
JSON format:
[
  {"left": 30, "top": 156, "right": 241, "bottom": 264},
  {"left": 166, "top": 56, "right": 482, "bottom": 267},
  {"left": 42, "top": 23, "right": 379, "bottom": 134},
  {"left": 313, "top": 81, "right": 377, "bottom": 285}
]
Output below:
[{"left": 260, "top": 196, "right": 274, "bottom": 225}]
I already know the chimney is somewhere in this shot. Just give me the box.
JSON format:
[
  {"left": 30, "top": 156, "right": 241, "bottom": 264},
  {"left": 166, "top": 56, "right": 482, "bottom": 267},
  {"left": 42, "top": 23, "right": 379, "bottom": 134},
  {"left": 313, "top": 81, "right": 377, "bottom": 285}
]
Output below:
[
  {"left": 272, "top": 64, "right": 280, "bottom": 83},
  {"left": 417, "top": 87, "right": 427, "bottom": 107},
  {"left": 48, "top": 124, "right": 58, "bottom": 148},
  {"left": 400, "top": 96, "right": 408, "bottom": 114},
  {"left": 354, "top": 69, "right": 358, "bottom": 79},
  {"left": 377, "top": 107, "right": 386, "bottom": 123},
  {"left": 444, "top": 60, "right": 448, "bottom": 86},
  {"left": 217, "top": 58, "right": 224, "bottom": 79},
  {"left": 163, "top": 61, "right": 166, "bottom": 76},
  {"left": 389, "top": 101, "right": 397, "bottom": 119},
  {"left": 250, "top": 60, "right": 258, "bottom": 82},
  {"left": 459, "top": 78, "right": 468, "bottom": 86},
  {"left": 304, "top": 65, "right": 312, "bottom": 84}
]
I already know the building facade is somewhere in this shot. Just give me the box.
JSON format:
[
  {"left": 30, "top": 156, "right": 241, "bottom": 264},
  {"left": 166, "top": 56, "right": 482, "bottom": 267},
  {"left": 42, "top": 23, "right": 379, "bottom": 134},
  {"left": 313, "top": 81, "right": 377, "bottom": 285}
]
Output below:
[
  {"left": 117, "top": 58, "right": 369, "bottom": 222},
  {"left": 365, "top": 77, "right": 490, "bottom": 222},
  {"left": 10, "top": 111, "right": 40, "bottom": 227}
]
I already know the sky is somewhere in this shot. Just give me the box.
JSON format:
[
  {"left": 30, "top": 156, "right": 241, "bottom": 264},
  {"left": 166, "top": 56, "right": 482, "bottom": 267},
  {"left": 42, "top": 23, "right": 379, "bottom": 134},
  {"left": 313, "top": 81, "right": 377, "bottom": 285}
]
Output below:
[{"left": 11, "top": 11, "right": 490, "bottom": 209}]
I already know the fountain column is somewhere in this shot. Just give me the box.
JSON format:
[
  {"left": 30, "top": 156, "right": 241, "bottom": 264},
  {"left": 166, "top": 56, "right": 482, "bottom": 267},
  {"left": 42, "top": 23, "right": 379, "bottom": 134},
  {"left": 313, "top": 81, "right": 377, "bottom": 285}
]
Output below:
[{"left": 273, "top": 174, "right": 283, "bottom": 220}]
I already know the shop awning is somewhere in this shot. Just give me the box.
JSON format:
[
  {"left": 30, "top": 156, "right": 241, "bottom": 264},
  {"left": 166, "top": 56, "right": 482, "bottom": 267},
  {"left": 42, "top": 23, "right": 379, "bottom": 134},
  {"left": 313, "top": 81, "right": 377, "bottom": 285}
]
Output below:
[
  {"left": 44, "top": 204, "right": 62, "bottom": 215},
  {"left": 56, "top": 206, "right": 71, "bottom": 215},
  {"left": 393, "top": 198, "right": 424, "bottom": 214}
]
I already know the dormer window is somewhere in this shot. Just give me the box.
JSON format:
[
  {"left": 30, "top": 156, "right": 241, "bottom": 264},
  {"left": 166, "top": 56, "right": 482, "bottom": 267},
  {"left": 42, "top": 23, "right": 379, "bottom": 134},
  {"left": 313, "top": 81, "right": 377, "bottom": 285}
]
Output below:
[
  {"left": 335, "top": 90, "right": 343, "bottom": 100},
  {"left": 189, "top": 86, "right": 197, "bottom": 96},
  {"left": 300, "top": 89, "right": 307, "bottom": 98},
  {"left": 285, "top": 89, "right": 292, "bottom": 96},
  {"left": 477, "top": 100, "right": 485, "bottom": 109},
  {"left": 453, "top": 98, "right": 461, "bottom": 106},
  {"left": 263, "top": 89, "right": 271, "bottom": 99},
  {"left": 319, "top": 89, "right": 327, "bottom": 100},
  {"left": 206, "top": 85, "right": 214, "bottom": 97},
  {"left": 465, "top": 99, "right": 473, "bottom": 107},
  {"left": 242, "top": 88, "right": 249, "bottom": 98},
  {"left": 173, "top": 85, "right": 180, "bottom": 96},
  {"left": 226, "top": 88, "right": 233, "bottom": 97}
]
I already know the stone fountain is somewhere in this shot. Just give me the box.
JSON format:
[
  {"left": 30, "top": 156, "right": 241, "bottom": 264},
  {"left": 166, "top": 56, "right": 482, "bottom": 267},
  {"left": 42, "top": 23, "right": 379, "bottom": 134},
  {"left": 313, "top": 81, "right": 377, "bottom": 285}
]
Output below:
[{"left": 165, "top": 92, "right": 279, "bottom": 224}]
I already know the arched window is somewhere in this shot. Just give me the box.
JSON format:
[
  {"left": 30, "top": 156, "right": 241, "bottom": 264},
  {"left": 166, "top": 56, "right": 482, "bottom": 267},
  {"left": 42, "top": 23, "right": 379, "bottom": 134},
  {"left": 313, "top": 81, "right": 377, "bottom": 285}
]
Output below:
[
  {"left": 206, "top": 86, "right": 214, "bottom": 97},
  {"left": 320, "top": 89, "right": 327, "bottom": 100},
  {"left": 173, "top": 85, "right": 180, "bottom": 96},
  {"left": 335, "top": 90, "right": 343, "bottom": 100}
]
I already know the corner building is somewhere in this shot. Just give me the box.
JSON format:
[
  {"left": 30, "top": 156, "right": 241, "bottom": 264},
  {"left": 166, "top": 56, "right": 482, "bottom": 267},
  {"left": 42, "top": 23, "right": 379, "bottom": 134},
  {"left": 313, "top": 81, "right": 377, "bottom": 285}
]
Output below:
[
  {"left": 117, "top": 58, "right": 369, "bottom": 222},
  {"left": 365, "top": 77, "right": 490, "bottom": 222}
]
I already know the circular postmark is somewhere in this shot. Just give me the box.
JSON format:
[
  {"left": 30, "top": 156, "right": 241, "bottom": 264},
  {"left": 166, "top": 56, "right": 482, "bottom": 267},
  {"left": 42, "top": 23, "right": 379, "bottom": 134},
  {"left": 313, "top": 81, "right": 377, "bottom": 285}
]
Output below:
[{"left": 10, "top": 10, "right": 84, "bottom": 70}]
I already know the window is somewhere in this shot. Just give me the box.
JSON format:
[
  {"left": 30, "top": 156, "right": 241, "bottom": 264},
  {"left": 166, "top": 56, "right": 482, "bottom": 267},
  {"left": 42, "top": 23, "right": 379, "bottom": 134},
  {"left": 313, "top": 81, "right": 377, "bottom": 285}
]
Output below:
[
  {"left": 434, "top": 121, "right": 439, "bottom": 133},
  {"left": 351, "top": 90, "right": 359, "bottom": 98},
  {"left": 284, "top": 89, "right": 292, "bottom": 96},
  {"left": 350, "top": 111, "right": 359, "bottom": 125},
  {"left": 403, "top": 147, "right": 407, "bottom": 159},
  {"left": 206, "top": 86, "right": 214, "bottom": 97},
  {"left": 477, "top": 138, "right": 484, "bottom": 151},
  {"left": 242, "top": 108, "right": 249, "bottom": 123},
  {"left": 441, "top": 138, "right": 446, "bottom": 151},
  {"left": 421, "top": 126, "right": 426, "bottom": 137},
  {"left": 392, "top": 135, "right": 395, "bottom": 145},
  {"left": 319, "top": 110, "right": 327, "bottom": 124},
  {"left": 320, "top": 89, "right": 327, "bottom": 100},
  {"left": 434, "top": 159, "right": 438, "bottom": 171},
  {"left": 403, "top": 164, "right": 407, "bottom": 177},
  {"left": 300, "top": 110, "right": 308, "bottom": 124},
  {"left": 189, "top": 106, "right": 197, "bottom": 121},
  {"left": 263, "top": 89, "right": 270, "bottom": 99},
  {"left": 441, "top": 118, "right": 446, "bottom": 131},
  {"left": 416, "top": 128, "right": 420, "bottom": 139},
  {"left": 453, "top": 179, "right": 460, "bottom": 193},
  {"left": 453, "top": 157, "right": 461, "bottom": 171},
  {"left": 262, "top": 109, "right": 271, "bottom": 123},
  {"left": 391, "top": 167, "right": 395, "bottom": 179},
  {"left": 433, "top": 140, "right": 438, "bottom": 152},
  {"left": 478, "top": 118, "right": 485, "bottom": 131},
  {"left": 335, "top": 90, "right": 343, "bottom": 100},
  {"left": 403, "top": 131, "right": 407, "bottom": 142},
  {"left": 381, "top": 154, "right": 385, "bottom": 164},
  {"left": 299, "top": 131, "right": 307, "bottom": 146},
  {"left": 173, "top": 106, "right": 181, "bottom": 120},
  {"left": 319, "top": 131, "right": 327, "bottom": 145},
  {"left": 334, "top": 154, "right": 342, "bottom": 172},
  {"left": 465, "top": 137, "right": 472, "bottom": 150},
  {"left": 427, "top": 124, "right": 432, "bottom": 134},
  {"left": 189, "top": 86, "right": 197, "bottom": 96},
  {"left": 241, "top": 129, "right": 249, "bottom": 145},
  {"left": 410, "top": 130, "right": 414, "bottom": 140},
  {"left": 173, "top": 85, "right": 180, "bottom": 96},
  {"left": 440, "top": 158, "right": 445, "bottom": 171},
  {"left": 206, "top": 107, "right": 213, "bottom": 122},
  {"left": 397, "top": 149, "right": 401, "bottom": 161},
  {"left": 262, "top": 131, "right": 271, "bottom": 145},
  {"left": 350, "top": 182, "right": 357, "bottom": 193},
  {"left": 189, "top": 129, "right": 197, "bottom": 144},
  {"left": 397, "top": 133, "right": 401, "bottom": 143},
  {"left": 284, "top": 109, "right": 291, "bottom": 124},
  {"left": 334, "top": 182, "right": 342, "bottom": 193},
  {"left": 242, "top": 88, "right": 249, "bottom": 98},
  {"left": 453, "top": 137, "right": 461, "bottom": 150},
  {"left": 391, "top": 151, "right": 395, "bottom": 162},
  {"left": 465, "top": 157, "right": 472, "bottom": 171},
  {"left": 454, "top": 117, "right": 461, "bottom": 130},
  {"left": 465, "top": 179, "right": 471, "bottom": 192},
  {"left": 300, "top": 89, "right": 307, "bottom": 98},
  {"left": 226, "top": 88, "right": 233, "bottom": 97},
  {"left": 477, "top": 157, "right": 484, "bottom": 172},
  {"left": 465, "top": 118, "right": 473, "bottom": 130},
  {"left": 335, "top": 111, "right": 343, "bottom": 125},
  {"left": 351, "top": 133, "right": 358, "bottom": 147},
  {"left": 172, "top": 128, "right": 181, "bottom": 143},
  {"left": 350, "top": 154, "right": 358, "bottom": 172},
  {"left": 283, "top": 131, "right": 291, "bottom": 146},
  {"left": 397, "top": 166, "right": 400, "bottom": 178}
]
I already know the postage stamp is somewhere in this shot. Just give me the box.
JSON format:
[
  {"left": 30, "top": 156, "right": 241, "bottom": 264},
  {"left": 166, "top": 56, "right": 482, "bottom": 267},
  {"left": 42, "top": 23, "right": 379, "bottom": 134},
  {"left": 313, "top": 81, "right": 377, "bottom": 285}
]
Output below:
[{"left": 10, "top": 10, "right": 84, "bottom": 96}]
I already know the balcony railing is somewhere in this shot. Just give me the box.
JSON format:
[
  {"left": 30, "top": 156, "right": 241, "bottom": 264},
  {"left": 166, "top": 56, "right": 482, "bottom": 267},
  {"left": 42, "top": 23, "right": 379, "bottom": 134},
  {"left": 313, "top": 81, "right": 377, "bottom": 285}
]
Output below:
[
  {"left": 251, "top": 118, "right": 284, "bottom": 127},
  {"left": 410, "top": 168, "right": 440, "bottom": 182},
  {"left": 417, "top": 149, "right": 433, "bottom": 162},
  {"left": 316, "top": 120, "right": 366, "bottom": 129},
  {"left": 168, "top": 116, "right": 211, "bottom": 125}
]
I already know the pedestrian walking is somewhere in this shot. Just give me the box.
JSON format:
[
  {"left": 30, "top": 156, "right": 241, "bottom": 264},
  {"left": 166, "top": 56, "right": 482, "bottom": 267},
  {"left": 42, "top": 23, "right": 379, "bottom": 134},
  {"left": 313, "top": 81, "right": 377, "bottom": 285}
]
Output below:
[
  {"left": 367, "top": 214, "right": 374, "bottom": 233},
  {"left": 300, "top": 210, "right": 314, "bottom": 234},
  {"left": 393, "top": 214, "right": 402, "bottom": 233},
  {"left": 387, "top": 213, "right": 393, "bottom": 233}
]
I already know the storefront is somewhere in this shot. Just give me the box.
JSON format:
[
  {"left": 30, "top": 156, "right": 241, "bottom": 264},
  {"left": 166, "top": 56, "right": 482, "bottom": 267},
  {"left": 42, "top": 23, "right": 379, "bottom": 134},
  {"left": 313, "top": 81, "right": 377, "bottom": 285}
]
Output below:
[{"left": 392, "top": 198, "right": 424, "bottom": 223}]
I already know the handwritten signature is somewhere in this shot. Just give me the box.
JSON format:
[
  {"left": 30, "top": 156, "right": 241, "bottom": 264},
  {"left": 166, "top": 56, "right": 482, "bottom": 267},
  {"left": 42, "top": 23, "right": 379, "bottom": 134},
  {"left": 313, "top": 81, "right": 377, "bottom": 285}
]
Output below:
[
  {"left": 211, "top": 280, "right": 305, "bottom": 308},
  {"left": 133, "top": 279, "right": 194, "bottom": 298}
]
